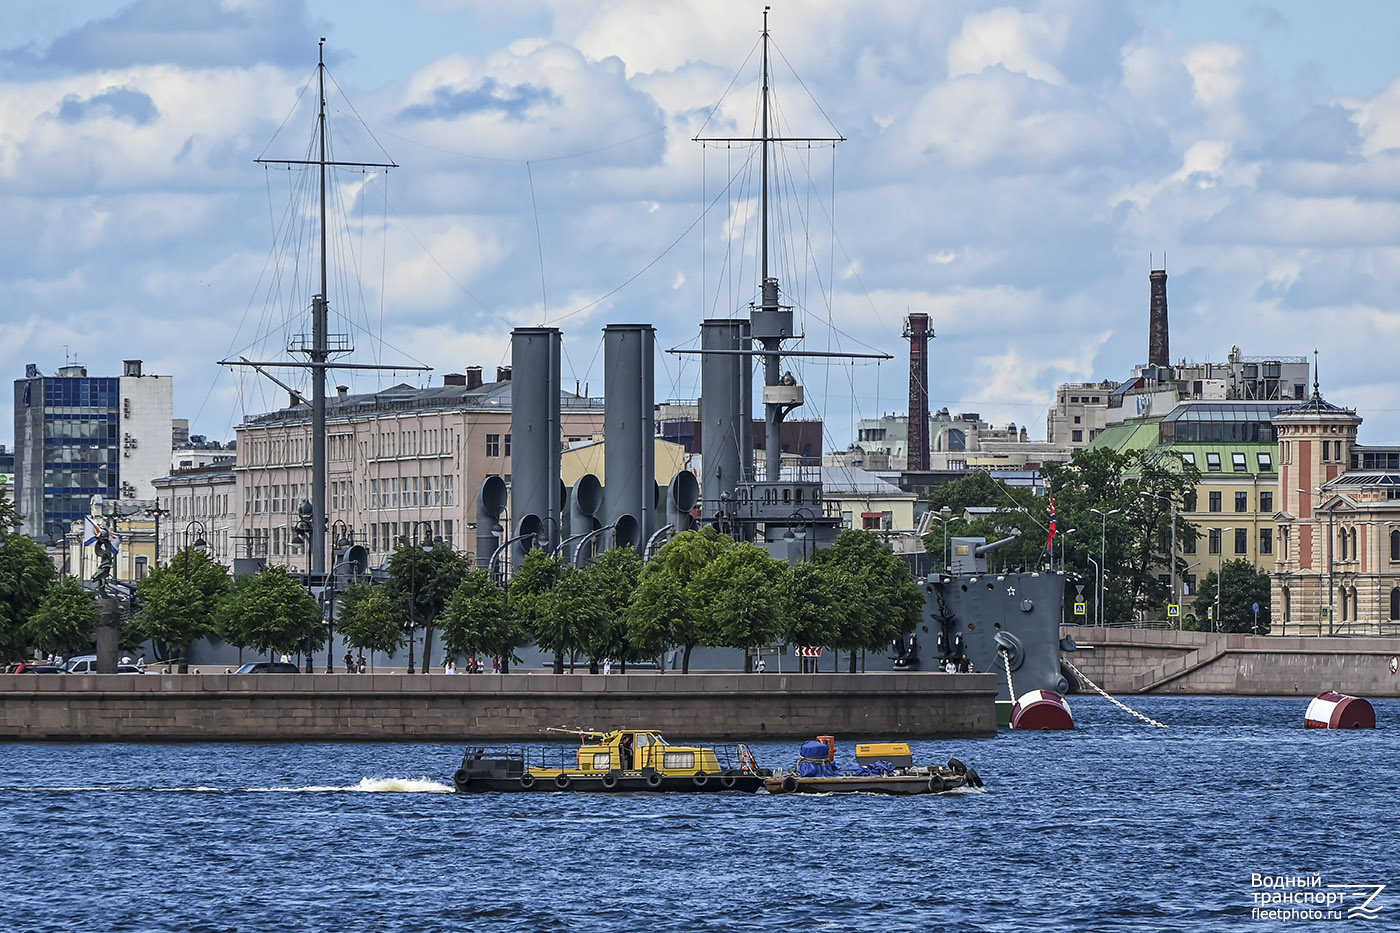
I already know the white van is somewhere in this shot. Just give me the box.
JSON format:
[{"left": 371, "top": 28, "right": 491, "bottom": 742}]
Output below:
[{"left": 63, "top": 656, "right": 147, "bottom": 674}]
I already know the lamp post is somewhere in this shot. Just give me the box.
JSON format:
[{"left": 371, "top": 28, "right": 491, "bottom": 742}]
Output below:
[
  {"left": 402, "top": 520, "right": 436, "bottom": 674},
  {"left": 1215, "top": 528, "right": 1234, "bottom": 632},
  {"left": 1058, "top": 528, "right": 1076, "bottom": 573},
  {"left": 571, "top": 522, "right": 618, "bottom": 569},
  {"left": 181, "top": 520, "right": 208, "bottom": 673},
  {"left": 930, "top": 505, "right": 953, "bottom": 570},
  {"left": 1087, "top": 555, "right": 1100, "bottom": 626},
  {"left": 1090, "top": 508, "right": 1120, "bottom": 626}
]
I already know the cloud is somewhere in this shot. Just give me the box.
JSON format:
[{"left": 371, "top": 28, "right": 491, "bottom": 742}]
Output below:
[
  {"left": 56, "top": 85, "right": 159, "bottom": 124},
  {"left": 398, "top": 77, "right": 558, "bottom": 121}
]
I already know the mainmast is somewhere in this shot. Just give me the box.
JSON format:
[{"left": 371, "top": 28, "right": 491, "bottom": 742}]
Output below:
[{"left": 226, "top": 39, "right": 421, "bottom": 578}]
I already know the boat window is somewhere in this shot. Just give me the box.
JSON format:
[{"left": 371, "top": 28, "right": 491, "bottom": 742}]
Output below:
[
  {"left": 663, "top": 751, "right": 696, "bottom": 770},
  {"left": 591, "top": 753, "right": 612, "bottom": 771},
  {"left": 634, "top": 734, "right": 650, "bottom": 748}
]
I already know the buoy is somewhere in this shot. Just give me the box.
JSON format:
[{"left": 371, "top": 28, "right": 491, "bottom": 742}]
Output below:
[
  {"left": 1304, "top": 692, "right": 1376, "bottom": 729},
  {"left": 1010, "top": 690, "right": 1074, "bottom": 730}
]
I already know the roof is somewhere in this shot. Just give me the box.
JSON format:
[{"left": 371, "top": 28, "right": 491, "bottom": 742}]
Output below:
[
  {"left": 240, "top": 379, "right": 604, "bottom": 426},
  {"left": 817, "top": 465, "right": 910, "bottom": 497}
]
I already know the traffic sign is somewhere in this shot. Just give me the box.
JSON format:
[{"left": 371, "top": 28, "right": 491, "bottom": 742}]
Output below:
[
  {"left": 798, "top": 646, "right": 823, "bottom": 658},
  {"left": 1167, "top": 604, "right": 1180, "bottom": 617},
  {"left": 1073, "top": 602, "right": 1087, "bottom": 616}
]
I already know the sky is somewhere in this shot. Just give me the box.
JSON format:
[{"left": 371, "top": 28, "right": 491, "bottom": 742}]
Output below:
[{"left": 5, "top": 0, "right": 1400, "bottom": 455}]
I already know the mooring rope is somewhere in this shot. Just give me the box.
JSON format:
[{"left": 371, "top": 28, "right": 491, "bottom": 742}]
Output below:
[{"left": 1062, "top": 657, "right": 1168, "bottom": 728}]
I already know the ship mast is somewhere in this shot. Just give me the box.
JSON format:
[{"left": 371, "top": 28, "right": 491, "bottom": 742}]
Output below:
[{"left": 226, "top": 39, "right": 423, "bottom": 577}]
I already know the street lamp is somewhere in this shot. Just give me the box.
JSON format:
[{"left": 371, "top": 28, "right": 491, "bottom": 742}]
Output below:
[
  {"left": 1215, "top": 528, "right": 1235, "bottom": 632},
  {"left": 571, "top": 522, "right": 619, "bottom": 569},
  {"left": 1058, "top": 528, "right": 1076, "bottom": 573},
  {"left": 181, "top": 520, "right": 208, "bottom": 673},
  {"left": 402, "top": 520, "right": 437, "bottom": 674},
  {"left": 1086, "top": 555, "right": 1100, "bottom": 626},
  {"left": 1089, "top": 508, "right": 1120, "bottom": 626},
  {"left": 929, "top": 505, "right": 953, "bottom": 570}
]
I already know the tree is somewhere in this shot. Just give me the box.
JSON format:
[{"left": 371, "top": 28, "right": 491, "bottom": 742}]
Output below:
[
  {"left": 440, "top": 569, "right": 519, "bottom": 671},
  {"left": 1041, "top": 447, "right": 1200, "bottom": 624},
  {"left": 814, "top": 529, "right": 925, "bottom": 671},
  {"left": 0, "top": 532, "right": 57, "bottom": 661},
  {"left": 625, "top": 528, "right": 733, "bottom": 673},
  {"left": 784, "top": 561, "right": 858, "bottom": 663},
  {"left": 691, "top": 542, "right": 788, "bottom": 668},
  {"left": 214, "top": 566, "right": 324, "bottom": 660},
  {"left": 0, "top": 487, "right": 21, "bottom": 536},
  {"left": 385, "top": 539, "right": 470, "bottom": 673},
  {"left": 133, "top": 547, "right": 231, "bottom": 671},
  {"left": 1191, "top": 559, "right": 1272, "bottom": 634},
  {"left": 336, "top": 581, "right": 405, "bottom": 667},
  {"left": 22, "top": 575, "right": 99, "bottom": 658},
  {"left": 924, "top": 471, "right": 1044, "bottom": 570},
  {"left": 579, "top": 547, "right": 644, "bottom": 669},
  {"left": 509, "top": 548, "right": 566, "bottom": 671}
]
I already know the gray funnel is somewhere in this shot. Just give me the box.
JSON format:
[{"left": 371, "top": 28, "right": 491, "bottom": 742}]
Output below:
[
  {"left": 602, "top": 324, "right": 655, "bottom": 555},
  {"left": 511, "top": 327, "right": 562, "bottom": 568},
  {"left": 700, "top": 318, "right": 751, "bottom": 534}
]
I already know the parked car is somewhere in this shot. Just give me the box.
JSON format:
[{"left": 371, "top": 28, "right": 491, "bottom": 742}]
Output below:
[
  {"left": 62, "top": 656, "right": 151, "bottom": 674},
  {"left": 233, "top": 662, "right": 302, "bottom": 674},
  {"left": 12, "top": 663, "right": 64, "bottom": 673}
]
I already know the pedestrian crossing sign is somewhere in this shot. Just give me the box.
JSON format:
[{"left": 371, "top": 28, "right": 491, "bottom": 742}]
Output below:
[
  {"left": 1167, "top": 604, "right": 1180, "bottom": 617},
  {"left": 1073, "top": 601, "right": 1087, "bottom": 616}
]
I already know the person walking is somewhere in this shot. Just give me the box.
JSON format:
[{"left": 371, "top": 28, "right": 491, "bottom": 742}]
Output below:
[{"left": 444, "top": 658, "right": 457, "bottom": 675}]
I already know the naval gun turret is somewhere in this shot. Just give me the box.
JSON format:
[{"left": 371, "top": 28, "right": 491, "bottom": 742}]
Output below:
[{"left": 949, "top": 534, "right": 1018, "bottom": 574}]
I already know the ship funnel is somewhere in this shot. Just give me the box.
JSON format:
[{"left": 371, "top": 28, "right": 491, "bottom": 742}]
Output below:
[
  {"left": 568, "top": 474, "right": 603, "bottom": 563},
  {"left": 667, "top": 471, "right": 699, "bottom": 534},
  {"left": 511, "top": 327, "right": 562, "bottom": 568},
  {"left": 700, "top": 318, "right": 751, "bottom": 537},
  {"left": 602, "top": 324, "right": 655, "bottom": 554}
]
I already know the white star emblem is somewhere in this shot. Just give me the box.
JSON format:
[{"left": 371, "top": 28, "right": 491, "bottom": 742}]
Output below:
[{"left": 1007, "top": 586, "right": 1016, "bottom": 596}]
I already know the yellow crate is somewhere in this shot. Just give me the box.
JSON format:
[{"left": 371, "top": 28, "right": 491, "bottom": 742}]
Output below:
[{"left": 855, "top": 742, "right": 911, "bottom": 759}]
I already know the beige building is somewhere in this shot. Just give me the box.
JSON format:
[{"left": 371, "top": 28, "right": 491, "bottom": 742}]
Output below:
[
  {"left": 62, "top": 497, "right": 159, "bottom": 588},
  {"left": 233, "top": 374, "right": 604, "bottom": 568},
  {"left": 152, "top": 466, "right": 237, "bottom": 566},
  {"left": 1271, "top": 388, "right": 1400, "bottom": 635},
  {"left": 1046, "top": 381, "right": 1114, "bottom": 450}
]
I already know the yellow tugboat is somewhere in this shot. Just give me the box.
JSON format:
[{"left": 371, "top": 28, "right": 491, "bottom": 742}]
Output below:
[{"left": 453, "top": 728, "right": 770, "bottom": 793}]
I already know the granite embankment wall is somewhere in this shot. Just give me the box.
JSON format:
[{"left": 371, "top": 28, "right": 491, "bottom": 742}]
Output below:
[
  {"left": 0, "top": 672, "right": 996, "bottom": 741},
  {"left": 1064, "top": 627, "right": 1400, "bottom": 697}
]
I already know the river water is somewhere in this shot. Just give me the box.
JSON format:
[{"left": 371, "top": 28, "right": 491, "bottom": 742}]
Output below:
[{"left": 1, "top": 695, "right": 1395, "bottom": 932}]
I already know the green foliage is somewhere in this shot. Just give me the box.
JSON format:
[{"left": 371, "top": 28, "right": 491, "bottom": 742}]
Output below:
[
  {"left": 624, "top": 528, "right": 733, "bottom": 672},
  {"left": 691, "top": 543, "right": 788, "bottom": 657},
  {"left": 22, "top": 575, "right": 99, "bottom": 657},
  {"left": 384, "top": 539, "right": 470, "bottom": 669},
  {"left": 508, "top": 548, "right": 565, "bottom": 652},
  {"left": 440, "top": 570, "right": 518, "bottom": 668},
  {"left": 1190, "top": 559, "right": 1272, "bottom": 634},
  {"left": 133, "top": 548, "right": 231, "bottom": 657},
  {"left": 336, "top": 582, "right": 406, "bottom": 657},
  {"left": 214, "top": 566, "right": 325, "bottom": 658},
  {"left": 576, "top": 547, "right": 644, "bottom": 665},
  {"left": 0, "top": 533, "right": 57, "bottom": 661},
  {"left": 784, "top": 560, "right": 858, "bottom": 650},
  {"left": 1040, "top": 447, "right": 1201, "bottom": 624},
  {"left": 813, "top": 529, "right": 923, "bottom": 659},
  {"left": 923, "top": 471, "right": 1042, "bottom": 569},
  {"left": 0, "top": 487, "right": 21, "bottom": 536}
]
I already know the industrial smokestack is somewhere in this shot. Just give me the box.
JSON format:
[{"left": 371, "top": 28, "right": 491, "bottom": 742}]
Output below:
[
  {"left": 510, "top": 327, "right": 561, "bottom": 567},
  {"left": 904, "top": 313, "right": 932, "bottom": 472},
  {"left": 1149, "top": 268, "right": 1169, "bottom": 369},
  {"left": 603, "top": 324, "right": 656, "bottom": 553}
]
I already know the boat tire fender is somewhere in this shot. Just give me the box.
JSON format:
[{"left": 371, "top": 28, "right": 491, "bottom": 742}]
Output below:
[
  {"left": 692, "top": 773, "right": 709, "bottom": 788},
  {"left": 946, "top": 757, "right": 967, "bottom": 776},
  {"left": 928, "top": 774, "right": 947, "bottom": 793},
  {"left": 645, "top": 772, "right": 663, "bottom": 789},
  {"left": 601, "top": 771, "right": 619, "bottom": 789},
  {"left": 781, "top": 775, "right": 799, "bottom": 794},
  {"left": 555, "top": 774, "right": 571, "bottom": 790},
  {"left": 966, "top": 768, "right": 983, "bottom": 789},
  {"left": 720, "top": 774, "right": 737, "bottom": 789},
  {"left": 519, "top": 773, "right": 535, "bottom": 789},
  {"left": 454, "top": 769, "right": 469, "bottom": 786}
]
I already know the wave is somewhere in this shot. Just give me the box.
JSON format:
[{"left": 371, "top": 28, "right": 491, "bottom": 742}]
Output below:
[{"left": 0, "top": 777, "right": 454, "bottom": 794}]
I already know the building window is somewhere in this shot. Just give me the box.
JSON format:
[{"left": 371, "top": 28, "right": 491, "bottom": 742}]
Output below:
[
  {"left": 1257, "top": 452, "right": 1273, "bottom": 472},
  {"left": 1073, "top": 415, "right": 1082, "bottom": 424},
  {"left": 485, "top": 434, "right": 500, "bottom": 457},
  {"left": 504, "top": 433, "right": 512, "bottom": 457},
  {"left": 1234, "top": 492, "right": 1248, "bottom": 513},
  {"left": 1339, "top": 530, "right": 1349, "bottom": 562},
  {"left": 1235, "top": 528, "right": 1248, "bottom": 554},
  {"left": 1231, "top": 452, "right": 1247, "bottom": 472},
  {"left": 1209, "top": 492, "right": 1222, "bottom": 513},
  {"left": 1391, "top": 587, "right": 1400, "bottom": 621},
  {"left": 1183, "top": 533, "right": 1197, "bottom": 554},
  {"left": 1260, "top": 491, "right": 1273, "bottom": 513},
  {"left": 1206, "top": 452, "right": 1222, "bottom": 472},
  {"left": 1391, "top": 529, "right": 1400, "bottom": 562},
  {"left": 1184, "top": 574, "right": 1197, "bottom": 596},
  {"left": 1209, "top": 529, "right": 1221, "bottom": 554},
  {"left": 1180, "top": 452, "right": 1196, "bottom": 467},
  {"left": 1183, "top": 490, "right": 1197, "bottom": 512},
  {"left": 1259, "top": 528, "right": 1273, "bottom": 555},
  {"left": 1072, "top": 430, "right": 1083, "bottom": 442}
]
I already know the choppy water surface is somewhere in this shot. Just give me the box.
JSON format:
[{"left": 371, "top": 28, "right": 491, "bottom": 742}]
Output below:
[{"left": 2, "top": 695, "right": 1396, "bottom": 932}]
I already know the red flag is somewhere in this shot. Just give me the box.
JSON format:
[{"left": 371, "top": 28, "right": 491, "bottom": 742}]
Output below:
[{"left": 1047, "top": 496, "right": 1058, "bottom": 552}]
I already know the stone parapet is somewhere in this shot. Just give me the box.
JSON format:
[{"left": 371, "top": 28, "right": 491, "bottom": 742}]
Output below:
[{"left": 0, "top": 672, "right": 997, "bottom": 741}]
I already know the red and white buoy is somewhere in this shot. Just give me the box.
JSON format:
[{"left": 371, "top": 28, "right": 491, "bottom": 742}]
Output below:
[
  {"left": 1304, "top": 692, "right": 1376, "bottom": 729},
  {"left": 1010, "top": 690, "right": 1074, "bottom": 730}
]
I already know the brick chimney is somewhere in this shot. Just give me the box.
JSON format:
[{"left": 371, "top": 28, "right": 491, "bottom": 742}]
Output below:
[
  {"left": 465, "top": 366, "right": 483, "bottom": 390},
  {"left": 496, "top": 365, "right": 512, "bottom": 382},
  {"left": 1148, "top": 268, "right": 1169, "bottom": 369}
]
